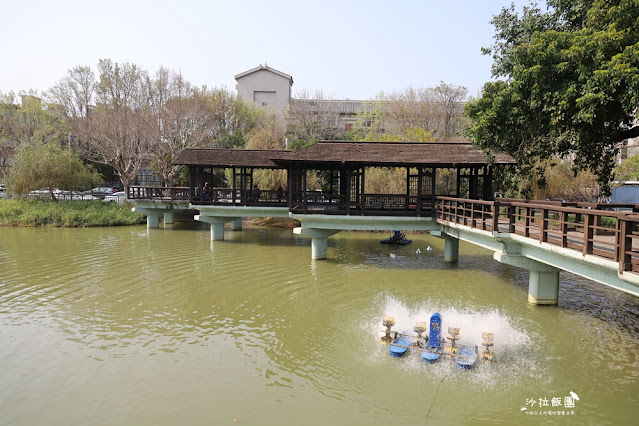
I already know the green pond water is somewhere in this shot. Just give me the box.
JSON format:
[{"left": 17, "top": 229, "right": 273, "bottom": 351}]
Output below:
[{"left": 0, "top": 222, "right": 638, "bottom": 425}]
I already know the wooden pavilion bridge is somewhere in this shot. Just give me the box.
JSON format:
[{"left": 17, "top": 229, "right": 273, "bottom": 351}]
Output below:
[{"left": 129, "top": 141, "right": 639, "bottom": 305}]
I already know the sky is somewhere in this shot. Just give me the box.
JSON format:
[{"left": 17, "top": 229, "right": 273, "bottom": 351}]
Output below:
[{"left": 1, "top": 0, "right": 540, "bottom": 101}]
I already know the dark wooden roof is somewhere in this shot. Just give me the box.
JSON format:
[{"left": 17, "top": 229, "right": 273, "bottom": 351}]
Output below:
[
  {"left": 273, "top": 141, "right": 516, "bottom": 167},
  {"left": 173, "top": 148, "right": 292, "bottom": 168},
  {"left": 174, "top": 141, "right": 515, "bottom": 168}
]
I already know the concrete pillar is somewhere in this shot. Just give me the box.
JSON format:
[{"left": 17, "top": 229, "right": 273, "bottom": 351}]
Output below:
[
  {"left": 147, "top": 213, "right": 159, "bottom": 229},
  {"left": 293, "top": 227, "right": 341, "bottom": 260},
  {"left": 494, "top": 252, "right": 560, "bottom": 305},
  {"left": 211, "top": 223, "right": 225, "bottom": 241},
  {"left": 164, "top": 211, "right": 174, "bottom": 224},
  {"left": 195, "top": 215, "right": 239, "bottom": 242},
  {"left": 311, "top": 237, "right": 329, "bottom": 260},
  {"left": 231, "top": 218, "right": 243, "bottom": 230},
  {"left": 528, "top": 271, "right": 560, "bottom": 305},
  {"left": 444, "top": 235, "right": 459, "bottom": 263}
]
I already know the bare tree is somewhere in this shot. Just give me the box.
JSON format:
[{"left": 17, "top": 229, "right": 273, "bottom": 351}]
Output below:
[
  {"left": 75, "top": 60, "right": 150, "bottom": 190},
  {"left": 431, "top": 82, "right": 468, "bottom": 141},
  {"left": 47, "top": 66, "right": 95, "bottom": 119},
  {"left": 143, "top": 68, "right": 219, "bottom": 185},
  {"left": 286, "top": 89, "right": 345, "bottom": 142},
  {"left": 357, "top": 83, "right": 468, "bottom": 142}
]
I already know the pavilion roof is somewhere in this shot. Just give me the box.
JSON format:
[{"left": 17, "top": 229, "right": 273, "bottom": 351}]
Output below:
[
  {"left": 174, "top": 141, "right": 516, "bottom": 168},
  {"left": 272, "top": 141, "right": 516, "bottom": 167},
  {"left": 173, "top": 148, "right": 292, "bottom": 168}
]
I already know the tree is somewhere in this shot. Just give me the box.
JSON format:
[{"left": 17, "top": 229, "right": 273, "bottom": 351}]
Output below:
[
  {"left": 47, "top": 66, "right": 95, "bottom": 119},
  {"left": 245, "top": 113, "right": 287, "bottom": 190},
  {"left": 0, "top": 91, "right": 69, "bottom": 179},
  {"left": 48, "top": 61, "right": 261, "bottom": 188},
  {"left": 49, "top": 60, "right": 151, "bottom": 190},
  {"left": 465, "top": 0, "right": 639, "bottom": 194},
  {"left": 613, "top": 154, "right": 639, "bottom": 183},
  {"left": 143, "top": 69, "right": 217, "bottom": 186},
  {"left": 353, "top": 84, "right": 467, "bottom": 142},
  {"left": 207, "top": 86, "right": 258, "bottom": 149},
  {"left": 286, "top": 89, "right": 346, "bottom": 143},
  {"left": 0, "top": 91, "right": 66, "bottom": 146},
  {"left": 7, "top": 142, "right": 100, "bottom": 200}
]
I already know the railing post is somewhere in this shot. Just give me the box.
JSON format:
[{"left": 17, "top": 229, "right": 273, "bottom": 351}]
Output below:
[
  {"left": 583, "top": 214, "right": 594, "bottom": 255},
  {"left": 619, "top": 218, "right": 633, "bottom": 274},
  {"left": 560, "top": 211, "right": 568, "bottom": 247},
  {"left": 540, "top": 208, "right": 549, "bottom": 243},
  {"left": 492, "top": 201, "right": 500, "bottom": 232},
  {"left": 509, "top": 205, "right": 516, "bottom": 233},
  {"left": 524, "top": 207, "right": 531, "bottom": 237}
]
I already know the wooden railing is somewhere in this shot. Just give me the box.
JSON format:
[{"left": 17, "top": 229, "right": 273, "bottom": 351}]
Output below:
[
  {"left": 129, "top": 186, "right": 287, "bottom": 206},
  {"left": 128, "top": 186, "right": 190, "bottom": 200},
  {"left": 436, "top": 197, "right": 639, "bottom": 275}
]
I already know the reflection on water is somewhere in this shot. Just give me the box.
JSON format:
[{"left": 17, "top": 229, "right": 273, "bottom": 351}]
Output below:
[{"left": 0, "top": 224, "right": 638, "bottom": 425}]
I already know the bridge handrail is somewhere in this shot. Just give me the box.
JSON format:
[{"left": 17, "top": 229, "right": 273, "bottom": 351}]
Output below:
[
  {"left": 436, "top": 197, "right": 639, "bottom": 275},
  {"left": 128, "top": 186, "right": 189, "bottom": 200}
]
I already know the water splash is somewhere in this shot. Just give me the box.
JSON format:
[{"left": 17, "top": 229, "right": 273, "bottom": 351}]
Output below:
[{"left": 365, "top": 294, "right": 544, "bottom": 387}]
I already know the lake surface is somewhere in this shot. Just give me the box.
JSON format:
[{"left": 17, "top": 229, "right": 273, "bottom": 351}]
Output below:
[{"left": 1, "top": 222, "right": 638, "bottom": 425}]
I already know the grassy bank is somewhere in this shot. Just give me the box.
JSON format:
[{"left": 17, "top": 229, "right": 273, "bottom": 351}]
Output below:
[{"left": 0, "top": 199, "right": 146, "bottom": 227}]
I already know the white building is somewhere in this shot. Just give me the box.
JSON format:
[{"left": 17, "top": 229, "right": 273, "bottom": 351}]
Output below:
[{"left": 234, "top": 64, "right": 293, "bottom": 116}]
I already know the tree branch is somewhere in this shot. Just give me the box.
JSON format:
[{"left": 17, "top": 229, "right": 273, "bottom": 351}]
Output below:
[{"left": 620, "top": 125, "right": 639, "bottom": 141}]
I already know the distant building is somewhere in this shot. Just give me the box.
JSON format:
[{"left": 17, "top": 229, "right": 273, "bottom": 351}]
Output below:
[
  {"left": 617, "top": 119, "right": 639, "bottom": 163},
  {"left": 234, "top": 64, "right": 466, "bottom": 140},
  {"left": 234, "top": 64, "right": 293, "bottom": 116}
]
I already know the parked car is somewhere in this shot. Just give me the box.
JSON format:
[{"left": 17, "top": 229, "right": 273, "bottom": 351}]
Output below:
[
  {"left": 104, "top": 191, "right": 126, "bottom": 204},
  {"left": 83, "top": 187, "right": 116, "bottom": 199},
  {"left": 27, "top": 188, "right": 63, "bottom": 199}
]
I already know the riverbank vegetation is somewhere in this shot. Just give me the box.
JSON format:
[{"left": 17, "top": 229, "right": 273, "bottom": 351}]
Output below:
[{"left": 0, "top": 199, "right": 145, "bottom": 227}]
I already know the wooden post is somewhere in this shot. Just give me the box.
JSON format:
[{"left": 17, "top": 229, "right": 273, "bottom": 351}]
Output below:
[
  {"left": 189, "top": 166, "right": 195, "bottom": 202},
  {"left": 360, "top": 167, "right": 366, "bottom": 213},
  {"left": 541, "top": 208, "right": 549, "bottom": 243},
  {"left": 524, "top": 207, "right": 531, "bottom": 237},
  {"left": 492, "top": 201, "right": 500, "bottom": 232},
  {"left": 560, "top": 211, "right": 568, "bottom": 247},
  {"left": 470, "top": 202, "right": 476, "bottom": 228},
  {"left": 619, "top": 217, "right": 633, "bottom": 274},
  {"left": 416, "top": 168, "right": 423, "bottom": 217},
  {"left": 509, "top": 205, "right": 516, "bottom": 233},
  {"left": 583, "top": 214, "right": 594, "bottom": 255}
]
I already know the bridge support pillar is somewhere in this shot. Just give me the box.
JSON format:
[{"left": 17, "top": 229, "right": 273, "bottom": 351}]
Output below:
[
  {"left": 444, "top": 235, "right": 459, "bottom": 263},
  {"left": 494, "top": 252, "right": 560, "bottom": 305},
  {"left": 528, "top": 270, "right": 560, "bottom": 305},
  {"left": 293, "top": 227, "right": 341, "bottom": 260},
  {"left": 132, "top": 207, "right": 163, "bottom": 228},
  {"left": 146, "top": 213, "right": 160, "bottom": 229},
  {"left": 231, "top": 218, "right": 243, "bottom": 230},
  {"left": 164, "top": 211, "right": 174, "bottom": 224},
  {"left": 195, "top": 215, "right": 240, "bottom": 241},
  {"left": 211, "top": 223, "right": 225, "bottom": 240}
]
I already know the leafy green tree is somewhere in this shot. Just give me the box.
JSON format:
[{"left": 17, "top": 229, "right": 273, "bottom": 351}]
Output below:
[
  {"left": 614, "top": 154, "right": 639, "bottom": 182},
  {"left": 0, "top": 91, "right": 69, "bottom": 179},
  {"left": 7, "top": 142, "right": 101, "bottom": 200},
  {"left": 465, "top": 0, "right": 639, "bottom": 194}
]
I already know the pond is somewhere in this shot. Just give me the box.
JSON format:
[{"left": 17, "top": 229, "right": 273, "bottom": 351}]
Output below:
[{"left": 1, "top": 223, "right": 637, "bottom": 424}]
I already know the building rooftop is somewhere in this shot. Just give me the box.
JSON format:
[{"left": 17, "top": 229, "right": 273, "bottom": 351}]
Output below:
[{"left": 234, "top": 64, "right": 294, "bottom": 85}]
